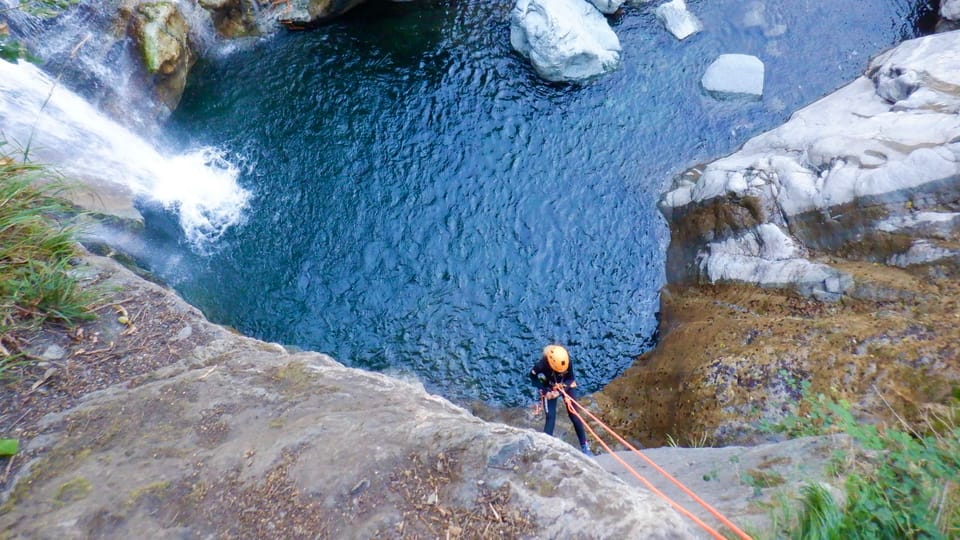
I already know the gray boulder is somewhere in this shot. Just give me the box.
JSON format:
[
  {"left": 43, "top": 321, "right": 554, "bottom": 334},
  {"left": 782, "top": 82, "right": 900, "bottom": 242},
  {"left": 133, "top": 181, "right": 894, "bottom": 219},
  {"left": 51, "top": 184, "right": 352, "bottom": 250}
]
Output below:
[
  {"left": 701, "top": 54, "right": 765, "bottom": 98},
  {"left": 510, "top": 0, "right": 622, "bottom": 82}
]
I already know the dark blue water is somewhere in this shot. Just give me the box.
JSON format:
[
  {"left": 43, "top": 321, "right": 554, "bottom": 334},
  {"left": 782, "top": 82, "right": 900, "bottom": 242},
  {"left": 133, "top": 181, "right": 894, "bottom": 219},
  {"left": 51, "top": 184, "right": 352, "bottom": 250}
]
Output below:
[{"left": 146, "top": 0, "right": 929, "bottom": 406}]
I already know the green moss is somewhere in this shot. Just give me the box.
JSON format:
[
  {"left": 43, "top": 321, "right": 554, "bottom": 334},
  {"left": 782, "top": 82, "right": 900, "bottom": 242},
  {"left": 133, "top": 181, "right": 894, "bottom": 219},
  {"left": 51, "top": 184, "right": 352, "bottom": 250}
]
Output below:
[
  {"left": 54, "top": 477, "right": 91, "bottom": 506},
  {"left": 268, "top": 361, "right": 319, "bottom": 396},
  {"left": 743, "top": 468, "right": 786, "bottom": 489},
  {"left": 127, "top": 480, "right": 170, "bottom": 506}
]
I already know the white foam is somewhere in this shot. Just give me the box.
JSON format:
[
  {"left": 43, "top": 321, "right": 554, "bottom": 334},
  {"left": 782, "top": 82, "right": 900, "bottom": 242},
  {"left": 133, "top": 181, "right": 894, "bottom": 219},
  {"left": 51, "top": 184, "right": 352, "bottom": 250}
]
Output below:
[{"left": 0, "top": 60, "right": 249, "bottom": 247}]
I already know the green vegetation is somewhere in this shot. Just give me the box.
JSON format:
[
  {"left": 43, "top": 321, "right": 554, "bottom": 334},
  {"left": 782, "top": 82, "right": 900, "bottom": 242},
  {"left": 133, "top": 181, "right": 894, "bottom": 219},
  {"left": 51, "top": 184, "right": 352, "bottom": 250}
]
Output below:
[
  {"left": 0, "top": 152, "right": 96, "bottom": 380},
  {"left": 12, "top": 0, "right": 80, "bottom": 18},
  {"left": 1, "top": 1, "right": 79, "bottom": 61},
  {"left": 0, "top": 438, "right": 18, "bottom": 456},
  {"left": 53, "top": 476, "right": 91, "bottom": 506},
  {"left": 768, "top": 387, "right": 960, "bottom": 539}
]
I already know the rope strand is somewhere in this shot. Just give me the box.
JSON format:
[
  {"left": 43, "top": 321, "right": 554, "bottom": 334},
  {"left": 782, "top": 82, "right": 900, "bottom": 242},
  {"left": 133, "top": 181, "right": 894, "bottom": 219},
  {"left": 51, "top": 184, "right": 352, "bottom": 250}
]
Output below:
[{"left": 559, "top": 388, "right": 753, "bottom": 540}]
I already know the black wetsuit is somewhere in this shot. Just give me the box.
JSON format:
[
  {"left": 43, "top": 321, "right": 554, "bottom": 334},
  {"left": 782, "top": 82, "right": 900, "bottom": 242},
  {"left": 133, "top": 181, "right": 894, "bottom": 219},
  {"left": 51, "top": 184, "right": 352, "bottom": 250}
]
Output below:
[{"left": 528, "top": 357, "right": 587, "bottom": 448}]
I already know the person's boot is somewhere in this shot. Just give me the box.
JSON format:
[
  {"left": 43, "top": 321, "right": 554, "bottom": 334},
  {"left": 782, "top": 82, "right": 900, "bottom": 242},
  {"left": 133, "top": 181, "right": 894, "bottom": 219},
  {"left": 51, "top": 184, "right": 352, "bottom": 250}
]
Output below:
[{"left": 580, "top": 443, "right": 594, "bottom": 456}]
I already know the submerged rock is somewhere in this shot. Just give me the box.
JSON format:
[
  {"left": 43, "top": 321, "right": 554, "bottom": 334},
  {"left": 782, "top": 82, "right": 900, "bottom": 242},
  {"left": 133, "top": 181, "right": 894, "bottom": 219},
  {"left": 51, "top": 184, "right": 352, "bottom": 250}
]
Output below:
[
  {"left": 701, "top": 54, "right": 765, "bottom": 98},
  {"left": 654, "top": 0, "right": 703, "bottom": 40},
  {"left": 510, "top": 0, "right": 622, "bottom": 82}
]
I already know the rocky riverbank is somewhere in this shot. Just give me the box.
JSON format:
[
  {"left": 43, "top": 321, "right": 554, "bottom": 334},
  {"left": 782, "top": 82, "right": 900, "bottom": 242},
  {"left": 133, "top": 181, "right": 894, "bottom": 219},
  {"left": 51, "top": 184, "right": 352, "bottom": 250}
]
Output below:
[
  {"left": 3, "top": 1, "right": 960, "bottom": 538},
  {"left": 597, "top": 27, "right": 960, "bottom": 447}
]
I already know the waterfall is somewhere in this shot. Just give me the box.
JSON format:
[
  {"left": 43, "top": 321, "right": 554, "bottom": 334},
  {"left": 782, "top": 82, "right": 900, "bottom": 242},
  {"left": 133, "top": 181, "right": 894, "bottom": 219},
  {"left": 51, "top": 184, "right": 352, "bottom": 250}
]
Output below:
[{"left": 0, "top": 59, "right": 249, "bottom": 246}]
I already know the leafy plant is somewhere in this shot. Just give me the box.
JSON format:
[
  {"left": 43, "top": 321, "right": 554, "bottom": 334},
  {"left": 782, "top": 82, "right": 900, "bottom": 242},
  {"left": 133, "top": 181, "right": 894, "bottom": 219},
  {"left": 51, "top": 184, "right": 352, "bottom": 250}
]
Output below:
[
  {"left": 0, "top": 438, "right": 18, "bottom": 456},
  {"left": 14, "top": 0, "right": 80, "bottom": 18},
  {"left": 0, "top": 151, "right": 96, "bottom": 380},
  {"left": 769, "top": 389, "right": 960, "bottom": 539}
]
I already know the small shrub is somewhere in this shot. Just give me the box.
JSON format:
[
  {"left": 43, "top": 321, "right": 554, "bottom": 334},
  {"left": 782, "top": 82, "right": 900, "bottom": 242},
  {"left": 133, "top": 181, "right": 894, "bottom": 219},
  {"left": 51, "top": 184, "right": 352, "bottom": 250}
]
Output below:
[
  {"left": 770, "top": 389, "right": 960, "bottom": 539},
  {"left": 0, "top": 153, "right": 96, "bottom": 380}
]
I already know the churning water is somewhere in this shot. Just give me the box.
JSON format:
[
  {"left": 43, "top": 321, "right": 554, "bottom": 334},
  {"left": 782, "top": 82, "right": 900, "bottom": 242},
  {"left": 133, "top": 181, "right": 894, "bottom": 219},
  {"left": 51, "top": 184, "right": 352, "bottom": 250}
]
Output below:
[{"left": 128, "top": 0, "right": 929, "bottom": 406}]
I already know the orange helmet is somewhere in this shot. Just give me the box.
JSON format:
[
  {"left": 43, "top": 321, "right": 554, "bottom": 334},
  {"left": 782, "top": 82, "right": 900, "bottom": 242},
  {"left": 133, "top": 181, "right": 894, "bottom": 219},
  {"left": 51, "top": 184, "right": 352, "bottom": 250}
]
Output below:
[{"left": 543, "top": 345, "right": 569, "bottom": 373}]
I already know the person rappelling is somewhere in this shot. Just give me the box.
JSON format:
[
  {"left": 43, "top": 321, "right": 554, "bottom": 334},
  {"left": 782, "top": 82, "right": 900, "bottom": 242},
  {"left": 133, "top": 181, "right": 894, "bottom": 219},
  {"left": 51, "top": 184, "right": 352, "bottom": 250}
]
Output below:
[{"left": 528, "top": 344, "right": 593, "bottom": 456}]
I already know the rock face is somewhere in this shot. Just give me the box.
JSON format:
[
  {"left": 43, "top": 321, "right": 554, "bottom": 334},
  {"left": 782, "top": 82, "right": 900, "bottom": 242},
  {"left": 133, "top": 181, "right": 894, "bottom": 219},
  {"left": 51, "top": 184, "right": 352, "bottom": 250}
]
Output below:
[
  {"left": 701, "top": 54, "right": 764, "bottom": 99},
  {"left": 280, "top": 0, "right": 372, "bottom": 26},
  {"left": 597, "top": 30, "right": 960, "bottom": 447},
  {"left": 600, "top": 435, "right": 855, "bottom": 534},
  {"left": 667, "top": 30, "right": 960, "bottom": 295},
  {"left": 129, "top": 2, "right": 195, "bottom": 113},
  {"left": 198, "top": 0, "right": 258, "bottom": 37},
  {"left": 0, "top": 253, "right": 697, "bottom": 539},
  {"left": 654, "top": 0, "right": 703, "bottom": 40},
  {"left": 510, "top": 0, "right": 622, "bottom": 82}
]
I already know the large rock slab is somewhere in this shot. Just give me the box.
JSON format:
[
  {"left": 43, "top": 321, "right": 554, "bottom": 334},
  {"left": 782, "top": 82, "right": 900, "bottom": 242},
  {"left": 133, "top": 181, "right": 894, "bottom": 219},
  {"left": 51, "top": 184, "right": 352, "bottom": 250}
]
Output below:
[
  {"left": 600, "top": 435, "right": 853, "bottom": 535},
  {"left": 0, "top": 253, "right": 696, "bottom": 539},
  {"left": 510, "top": 0, "right": 622, "bottom": 82}
]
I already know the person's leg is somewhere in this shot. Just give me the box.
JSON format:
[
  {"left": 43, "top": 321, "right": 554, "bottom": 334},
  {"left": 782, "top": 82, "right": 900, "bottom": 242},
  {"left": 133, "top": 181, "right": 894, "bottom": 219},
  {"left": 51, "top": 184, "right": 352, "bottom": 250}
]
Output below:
[
  {"left": 564, "top": 398, "right": 588, "bottom": 447},
  {"left": 543, "top": 396, "right": 558, "bottom": 436}
]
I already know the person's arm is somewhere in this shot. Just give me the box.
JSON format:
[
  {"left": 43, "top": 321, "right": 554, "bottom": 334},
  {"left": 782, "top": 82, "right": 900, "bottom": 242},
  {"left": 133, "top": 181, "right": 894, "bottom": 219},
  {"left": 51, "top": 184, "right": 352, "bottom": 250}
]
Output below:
[
  {"left": 559, "top": 365, "right": 578, "bottom": 395},
  {"left": 529, "top": 360, "right": 548, "bottom": 390}
]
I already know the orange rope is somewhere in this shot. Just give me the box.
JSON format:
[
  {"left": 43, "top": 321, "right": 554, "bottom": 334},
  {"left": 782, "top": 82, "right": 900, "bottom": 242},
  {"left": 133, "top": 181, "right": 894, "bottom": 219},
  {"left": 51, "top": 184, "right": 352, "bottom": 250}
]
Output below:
[
  {"left": 564, "top": 399, "right": 728, "bottom": 539},
  {"left": 558, "top": 388, "right": 753, "bottom": 540}
]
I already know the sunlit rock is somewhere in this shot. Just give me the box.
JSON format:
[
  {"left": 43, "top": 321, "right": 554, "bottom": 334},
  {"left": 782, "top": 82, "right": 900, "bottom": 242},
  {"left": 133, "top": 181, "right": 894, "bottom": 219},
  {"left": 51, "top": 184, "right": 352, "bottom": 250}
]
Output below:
[
  {"left": 700, "top": 224, "right": 853, "bottom": 301},
  {"left": 131, "top": 2, "right": 194, "bottom": 111},
  {"left": 701, "top": 54, "right": 765, "bottom": 98},
  {"left": 654, "top": 0, "right": 702, "bottom": 40},
  {"left": 510, "top": 0, "right": 621, "bottom": 82},
  {"left": 663, "top": 31, "right": 960, "bottom": 297}
]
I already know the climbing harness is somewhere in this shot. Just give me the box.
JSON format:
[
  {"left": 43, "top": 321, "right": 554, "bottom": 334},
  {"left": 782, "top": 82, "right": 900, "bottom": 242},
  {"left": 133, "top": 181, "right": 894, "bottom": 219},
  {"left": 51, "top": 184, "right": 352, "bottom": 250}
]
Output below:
[{"left": 556, "top": 387, "right": 753, "bottom": 540}]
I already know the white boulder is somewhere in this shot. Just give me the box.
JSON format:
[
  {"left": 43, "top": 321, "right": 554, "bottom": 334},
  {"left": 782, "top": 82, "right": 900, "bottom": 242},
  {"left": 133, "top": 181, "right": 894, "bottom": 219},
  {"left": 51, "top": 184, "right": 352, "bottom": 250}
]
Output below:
[
  {"left": 589, "top": 0, "right": 626, "bottom": 15},
  {"left": 654, "top": 0, "right": 702, "bottom": 40},
  {"left": 701, "top": 54, "right": 764, "bottom": 97},
  {"left": 942, "top": 0, "right": 960, "bottom": 20},
  {"left": 510, "top": 0, "right": 621, "bottom": 82}
]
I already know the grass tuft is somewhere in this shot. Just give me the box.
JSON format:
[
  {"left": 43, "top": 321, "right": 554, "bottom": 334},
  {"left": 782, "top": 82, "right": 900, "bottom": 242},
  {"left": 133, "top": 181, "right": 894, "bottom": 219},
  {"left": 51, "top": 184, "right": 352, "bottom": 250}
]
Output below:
[
  {"left": 0, "top": 151, "right": 96, "bottom": 380},
  {"left": 768, "top": 388, "right": 960, "bottom": 539}
]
